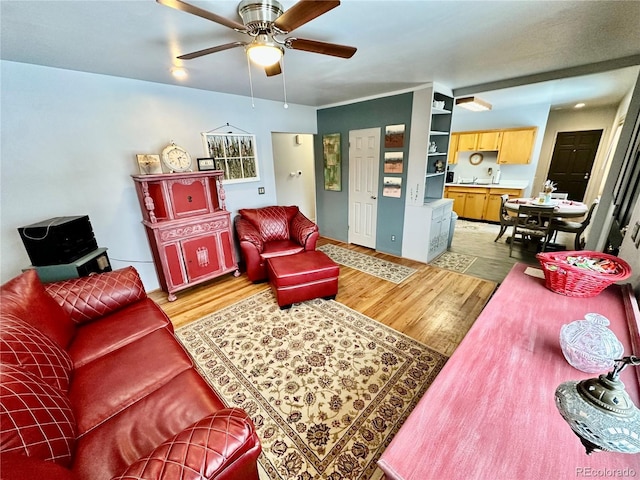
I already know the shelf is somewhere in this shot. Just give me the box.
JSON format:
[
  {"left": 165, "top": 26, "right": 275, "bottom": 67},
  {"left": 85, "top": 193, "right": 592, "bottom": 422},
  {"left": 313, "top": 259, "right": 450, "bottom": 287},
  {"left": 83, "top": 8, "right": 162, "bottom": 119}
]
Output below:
[
  {"left": 429, "top": 130, "right": 449, "bottom": 135},
  {"left": 426, "top": 172, "right": 445, "bottom": 178},
  {"left": 431, "top": 108, "right": 452, "bottom": 115},
  {"left": 428, "top": 152, "right": 447, "bottom": 156}
]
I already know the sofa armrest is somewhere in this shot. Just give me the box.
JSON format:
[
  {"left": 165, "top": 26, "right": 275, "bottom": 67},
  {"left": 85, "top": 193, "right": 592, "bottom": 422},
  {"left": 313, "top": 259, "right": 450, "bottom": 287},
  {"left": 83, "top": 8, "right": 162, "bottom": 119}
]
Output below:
[
  {"left": 235, "top": 217, "right": 264, "bottom": 253},
  {"left": 290, "top": 211, "right": 319, "bottom": 250},
  {"left": 112, "top": 409, "right": 261, "bottom": 480},
  {"left": 44, "top": 267, "right": 147, "bottom": 324}
]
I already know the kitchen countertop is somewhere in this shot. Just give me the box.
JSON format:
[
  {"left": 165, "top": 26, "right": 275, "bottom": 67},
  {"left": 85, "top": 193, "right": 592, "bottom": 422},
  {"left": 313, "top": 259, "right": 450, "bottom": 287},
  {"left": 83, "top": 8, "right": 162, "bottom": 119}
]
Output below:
[{"left": 445, "top": 180, "right": 528, "bottom": 189}]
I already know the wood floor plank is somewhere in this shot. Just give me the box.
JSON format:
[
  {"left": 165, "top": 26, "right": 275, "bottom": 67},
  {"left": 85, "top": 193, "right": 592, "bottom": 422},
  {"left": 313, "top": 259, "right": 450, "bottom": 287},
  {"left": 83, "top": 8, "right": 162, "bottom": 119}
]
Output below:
[{"left": 149, "top": 236, "right": 498, "bottom": 357}]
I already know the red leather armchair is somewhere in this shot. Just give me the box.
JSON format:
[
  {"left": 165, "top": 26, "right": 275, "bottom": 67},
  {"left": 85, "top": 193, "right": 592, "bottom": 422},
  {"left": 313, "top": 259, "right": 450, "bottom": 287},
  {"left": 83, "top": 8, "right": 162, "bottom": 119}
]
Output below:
[{"left": 235, "top": 205, "right": 319, "bottom": 282}]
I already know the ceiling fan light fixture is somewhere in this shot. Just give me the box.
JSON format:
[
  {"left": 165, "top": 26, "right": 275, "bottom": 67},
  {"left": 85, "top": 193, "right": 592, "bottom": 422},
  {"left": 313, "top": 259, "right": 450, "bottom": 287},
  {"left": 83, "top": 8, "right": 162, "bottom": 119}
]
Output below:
[
  {"left": 247, "top": 35, "right": 283, "bottom": 67},
  {"left": 456, "top": 96, "right": 492, "bottom": 112}
]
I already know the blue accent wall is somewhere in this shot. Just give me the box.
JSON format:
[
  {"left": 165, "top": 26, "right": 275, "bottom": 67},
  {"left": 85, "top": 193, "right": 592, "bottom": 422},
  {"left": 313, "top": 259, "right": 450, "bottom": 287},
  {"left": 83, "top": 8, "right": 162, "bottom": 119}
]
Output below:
[{"left": 315, "top": 93, "right": 413, "bottom": 255}]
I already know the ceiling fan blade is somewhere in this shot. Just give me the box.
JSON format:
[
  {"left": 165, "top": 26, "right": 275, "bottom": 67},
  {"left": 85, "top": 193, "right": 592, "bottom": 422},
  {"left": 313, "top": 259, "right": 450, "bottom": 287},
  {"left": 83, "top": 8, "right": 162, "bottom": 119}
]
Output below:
[
  {"left": 273, "top": 0, "right": 340, "bottom": 33},
  {"left": 265, "top": 62, "right": 282, "bottom": 77},
  {"left": 287, "top": 38, "right": 356, "bottom": 58},
  {"left": 178, "top": 41, "right": 246, "bottom": 60},
  {"left": 156, "top": 0, "right": 247, "bottom": 32}
]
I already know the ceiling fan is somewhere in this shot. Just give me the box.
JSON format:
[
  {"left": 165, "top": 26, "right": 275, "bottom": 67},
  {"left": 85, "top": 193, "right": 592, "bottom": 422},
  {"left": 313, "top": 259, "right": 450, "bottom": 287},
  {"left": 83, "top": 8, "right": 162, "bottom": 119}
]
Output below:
[{"left": 157, "top": 0, "right": 357, "bottom": 77}]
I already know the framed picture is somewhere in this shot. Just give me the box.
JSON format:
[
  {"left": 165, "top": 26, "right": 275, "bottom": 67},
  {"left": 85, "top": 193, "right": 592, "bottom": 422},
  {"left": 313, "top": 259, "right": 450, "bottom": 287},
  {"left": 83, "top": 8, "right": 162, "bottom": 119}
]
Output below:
[
  {"left": 201, "top": 133, "right": 259, "bottom": 183},
  {"left": 383, "top": 177, "right": 402, "bottom": 198},
  {"left": 385, "top": 124, "right": 405, "bottom": 148},
  {"left": 384, "top": 152, "right": 404, "bottom": 173},
  {"left": 136, "top": 154, "right": 162, "bottom": 175},
  {"left": 196, "top": 157, "right": 216, "bottom": 171},
  {"left": 323, "top": 133, "right": 341, "bottom": 191}
]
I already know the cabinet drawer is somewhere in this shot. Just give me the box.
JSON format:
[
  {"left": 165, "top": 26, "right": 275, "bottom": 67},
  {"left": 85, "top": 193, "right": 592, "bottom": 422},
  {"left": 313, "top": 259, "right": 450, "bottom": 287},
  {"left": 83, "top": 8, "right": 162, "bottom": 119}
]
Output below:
[{"left": 157, "top": 216, "right": 230, "bottom": 243}]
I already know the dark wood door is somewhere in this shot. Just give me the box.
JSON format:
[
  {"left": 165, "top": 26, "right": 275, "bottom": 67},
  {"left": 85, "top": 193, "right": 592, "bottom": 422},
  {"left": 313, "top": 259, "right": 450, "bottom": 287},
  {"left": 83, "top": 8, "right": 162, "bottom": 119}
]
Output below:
[{"left": 547, "top": 130, "right": 602, "bottom": 201}]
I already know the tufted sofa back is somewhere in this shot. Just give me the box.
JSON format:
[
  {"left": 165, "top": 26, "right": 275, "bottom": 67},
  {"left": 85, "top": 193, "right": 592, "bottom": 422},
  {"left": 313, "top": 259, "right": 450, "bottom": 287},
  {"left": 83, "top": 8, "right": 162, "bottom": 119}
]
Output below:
[{"left": 238, "top": 205, "right": 299, "bottom": 242}]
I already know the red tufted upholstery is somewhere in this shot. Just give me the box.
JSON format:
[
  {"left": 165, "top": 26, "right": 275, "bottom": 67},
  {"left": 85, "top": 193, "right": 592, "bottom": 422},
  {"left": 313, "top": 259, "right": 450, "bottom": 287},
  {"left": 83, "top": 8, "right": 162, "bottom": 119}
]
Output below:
[
  {"left": 0, "top": 315, "right": 73, "bottom": 392},
  {"left": 235, "top": 206, "right": 319, "bottom": 282},
  {"left": 113, "top": 409, "right": 261, "bottom": 480},
  {"left": 45, "top": 266, "right": 146, "bottom": 324},
  {"left": 0, "top": 267, "right": 261, "bottom": 480},
  {"left": 0, "top": 270, "right": 76, "bottom": 348},
  {"left": 0, "top": 364, "right": 76, "bottom": 466}
]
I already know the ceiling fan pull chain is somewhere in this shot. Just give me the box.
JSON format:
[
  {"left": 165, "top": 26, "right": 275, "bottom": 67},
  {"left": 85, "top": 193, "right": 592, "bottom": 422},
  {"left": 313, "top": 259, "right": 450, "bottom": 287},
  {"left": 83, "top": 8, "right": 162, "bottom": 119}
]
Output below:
[
  {"left": 246, "top": 54, "right": 255, "bottom": 108},
  {"left": 282, "top": 57, "right": 288, "bottom": 109}
]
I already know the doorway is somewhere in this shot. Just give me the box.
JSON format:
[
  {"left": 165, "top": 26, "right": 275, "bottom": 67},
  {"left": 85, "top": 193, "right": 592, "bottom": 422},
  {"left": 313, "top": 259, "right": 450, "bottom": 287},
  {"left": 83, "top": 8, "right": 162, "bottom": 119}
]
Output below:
[
  {"left": 348, "top": 128, "right": 380, "bottom": 248},
  {"left": 272, "top": 133, "right": 316, "bottom": 221},
  {"left": 547, "top": 130, "right": 602, "bottom": 201}
]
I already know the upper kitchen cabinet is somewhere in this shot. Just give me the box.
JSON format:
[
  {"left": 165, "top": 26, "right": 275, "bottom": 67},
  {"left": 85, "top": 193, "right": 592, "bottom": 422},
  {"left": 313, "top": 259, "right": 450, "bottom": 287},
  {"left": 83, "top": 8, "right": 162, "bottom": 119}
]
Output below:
[
  {"left": 457, "top": 133, "right": 479, "bottom": 152},
  {"left": 497, "top": 127, "right": 537, "bottom": 164},
  {"left": 477, "top": 131, "right": 502, "bottom": 151}
]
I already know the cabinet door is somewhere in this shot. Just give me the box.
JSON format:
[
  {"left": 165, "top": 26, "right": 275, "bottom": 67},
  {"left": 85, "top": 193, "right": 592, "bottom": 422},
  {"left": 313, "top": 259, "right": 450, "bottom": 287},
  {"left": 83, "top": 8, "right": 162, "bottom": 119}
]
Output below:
[
  {"left": 477, "top": 131, "right": 501, "bottom": 151},
  {"left": 446, "top": 191, "right": 466, "bottom": 217},
  {"left": 463, "top": 192, "right": 488, "bottom": 219},
  {"left": 448, "top": 134, "right": 459, "bottom": 164},
  {"left": 498, "top": 129, "right": 536, "bottom": 164},
  {"left": 484, "top": 194, "right": 504, "bottom": 222},
  {"left": 182, "top": 235, "right": 221, "bottom": 281},
  {"left": 457, "top": 133, "right": 478, "bottom": 151}
]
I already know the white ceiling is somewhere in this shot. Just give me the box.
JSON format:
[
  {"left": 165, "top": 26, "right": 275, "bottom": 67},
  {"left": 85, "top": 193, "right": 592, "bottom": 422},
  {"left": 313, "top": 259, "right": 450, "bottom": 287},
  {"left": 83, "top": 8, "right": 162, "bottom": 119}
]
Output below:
[{"left": 2, "top": 0, "right": 639, "bottom": 108}]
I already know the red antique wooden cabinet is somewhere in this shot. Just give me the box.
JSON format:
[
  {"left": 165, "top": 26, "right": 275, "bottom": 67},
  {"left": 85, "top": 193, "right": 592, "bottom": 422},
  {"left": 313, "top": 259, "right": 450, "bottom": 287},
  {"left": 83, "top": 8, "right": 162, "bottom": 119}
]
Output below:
[{"left": 132, "top": 171, "right": 238, "bottom": 301}]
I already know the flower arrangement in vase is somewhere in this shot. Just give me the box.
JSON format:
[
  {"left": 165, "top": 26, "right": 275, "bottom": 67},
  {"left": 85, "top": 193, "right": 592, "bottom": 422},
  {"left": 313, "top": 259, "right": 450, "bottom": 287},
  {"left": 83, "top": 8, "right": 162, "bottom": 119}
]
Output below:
[{"left": 538, "top": 180, "right": 557, "bottom": 204}]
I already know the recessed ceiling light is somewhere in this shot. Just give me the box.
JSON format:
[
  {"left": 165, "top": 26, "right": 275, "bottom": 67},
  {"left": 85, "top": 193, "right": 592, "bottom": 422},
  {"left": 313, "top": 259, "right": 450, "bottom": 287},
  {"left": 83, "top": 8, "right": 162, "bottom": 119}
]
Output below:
[
  {"left": 171, "top": 67, "right": 187, "bottom": 79},
  {"left": 574, "top": 103, "right": 586, "bottom": 109}
]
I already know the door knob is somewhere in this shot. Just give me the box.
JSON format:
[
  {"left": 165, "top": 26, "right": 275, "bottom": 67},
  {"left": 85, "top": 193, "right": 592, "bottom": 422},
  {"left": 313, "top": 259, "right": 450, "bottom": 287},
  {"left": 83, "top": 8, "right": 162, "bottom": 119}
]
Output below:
[
  {"left": 371, "top": 195, "right": 377, "bottom": 200},
  {"left": 584, "top": 172, "right": 590, "bottom": 180}
]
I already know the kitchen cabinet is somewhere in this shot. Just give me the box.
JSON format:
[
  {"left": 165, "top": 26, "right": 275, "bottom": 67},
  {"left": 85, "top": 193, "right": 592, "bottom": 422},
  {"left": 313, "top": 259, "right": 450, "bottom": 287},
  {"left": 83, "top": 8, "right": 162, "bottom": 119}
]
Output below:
[
  {"left": 457, "top": 133, "right": 478, "bottom": 151},
  {"left": 132, "top": 171, "right": 238, "bottom": 301},
  {"left": 497, "top": 128, "right": 537, "bottom": 164},
  {"left": 450, "top": 127, "right": 536, "bottom": 163},
  {"left": 448, "top": 133, "right": 459, "bottom": 164},
  {"left": 477, "top": 131, "right": 502, "bottom": 151},
  {"left": 483, "top": 188, "right": 523, "bottom": 222},
  {"left": 445, "top": 186, "right": 524, "bottom": 221}
]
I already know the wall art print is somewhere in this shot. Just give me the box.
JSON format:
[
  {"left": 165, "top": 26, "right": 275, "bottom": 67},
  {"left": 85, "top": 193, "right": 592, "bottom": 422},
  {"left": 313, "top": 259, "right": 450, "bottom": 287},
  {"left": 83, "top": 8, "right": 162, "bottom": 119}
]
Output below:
[
  {"left": 323, "top": 133, "right": 341, "bottom": 191},
  {"left": 384, "top": 152, "right": 404, "bottom": 173},
  {"left": 383, "top": 176, "right": 402, "bottom": 198},
  {"left": 201, "top": 132, "right": 259, "bottom": 183},
  {"left": 384, "top": 124, "right": 405, "bottom": 148}
]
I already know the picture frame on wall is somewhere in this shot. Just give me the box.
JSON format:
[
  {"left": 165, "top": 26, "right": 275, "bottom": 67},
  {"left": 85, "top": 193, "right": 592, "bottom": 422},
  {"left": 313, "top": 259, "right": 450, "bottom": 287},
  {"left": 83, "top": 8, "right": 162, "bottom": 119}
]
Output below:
[
  {"left": 201, "top": 132, "right": 259, "bottom": 183},
  {"left": 323, "top": 133, "right": 341, "bottom": 191},
  {"left": 384, "top": 124, "right": 405, "bottom": 148},
  {"left": 196, "top": 157, "right": 216, "bottom": 171},
  {"left": 136, "top": 154, "right": 162, "bottom": 175},
  {"left": 384, "top": 152, "right": 404, "bottom": 173},
  {"left": 383, "top": 177, "right": 402, "bottom": 198}
]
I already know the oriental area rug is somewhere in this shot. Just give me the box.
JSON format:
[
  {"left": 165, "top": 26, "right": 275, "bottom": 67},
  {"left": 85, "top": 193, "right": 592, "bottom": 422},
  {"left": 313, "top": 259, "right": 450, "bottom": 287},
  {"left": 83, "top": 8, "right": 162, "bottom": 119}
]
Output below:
[
  {"left": 176, "top": 290, "right": 447, "bottom": 480},
  {"left": 430, "top": 251, "right": 478, "bottom": 274},
  {"left": 317, "top": 244, "right": 416, "bottom": 284}
]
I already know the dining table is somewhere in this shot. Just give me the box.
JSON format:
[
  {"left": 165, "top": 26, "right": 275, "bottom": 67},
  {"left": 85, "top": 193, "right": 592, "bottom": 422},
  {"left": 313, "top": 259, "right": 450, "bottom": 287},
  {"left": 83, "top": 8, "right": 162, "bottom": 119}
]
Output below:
[{"left": 505, "top": 197, "right": 588, "bottom": 218}]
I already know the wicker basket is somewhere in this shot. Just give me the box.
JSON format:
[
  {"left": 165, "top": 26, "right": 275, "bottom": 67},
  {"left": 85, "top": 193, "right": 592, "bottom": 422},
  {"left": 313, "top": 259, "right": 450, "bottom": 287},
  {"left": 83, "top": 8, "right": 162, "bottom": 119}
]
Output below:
[{"left": 535, "top": 251, "right": 631, "bottom": 298}]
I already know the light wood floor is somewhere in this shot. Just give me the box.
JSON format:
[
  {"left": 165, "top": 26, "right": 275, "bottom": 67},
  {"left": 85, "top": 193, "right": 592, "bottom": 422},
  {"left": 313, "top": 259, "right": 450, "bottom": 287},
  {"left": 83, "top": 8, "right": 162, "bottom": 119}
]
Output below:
[{"left": 149, "top": 237, "right": 497, "bottom": 357}]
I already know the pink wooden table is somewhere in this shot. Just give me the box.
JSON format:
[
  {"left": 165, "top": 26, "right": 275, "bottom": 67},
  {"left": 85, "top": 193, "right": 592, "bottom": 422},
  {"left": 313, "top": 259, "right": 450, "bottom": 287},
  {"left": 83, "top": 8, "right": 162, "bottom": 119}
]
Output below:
[{"left": 378, "top": 263, "right": 640, "bottom": 480}]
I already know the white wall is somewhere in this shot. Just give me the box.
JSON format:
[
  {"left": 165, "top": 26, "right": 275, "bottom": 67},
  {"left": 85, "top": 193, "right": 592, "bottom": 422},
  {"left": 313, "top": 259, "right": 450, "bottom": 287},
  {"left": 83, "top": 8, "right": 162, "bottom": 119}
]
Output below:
[
  {"left": 618, "top": 195, "right": 640, "bottom": 295},
  {"left": 0, "top": 60, "right": 317, "bottom": 290},
  {"left": 535, "top": 106, "right": 617, "bottom": 206},
  {"left": 271, "top": 133, "right": 316, "bottom": 221},
  {"left": 449, "top": 104, "right": 551, "bottom": 197}
]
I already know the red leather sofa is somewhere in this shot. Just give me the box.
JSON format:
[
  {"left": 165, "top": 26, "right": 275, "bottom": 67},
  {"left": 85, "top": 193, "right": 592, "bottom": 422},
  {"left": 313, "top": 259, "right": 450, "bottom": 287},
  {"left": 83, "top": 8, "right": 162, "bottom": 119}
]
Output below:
[
  {"left": 234, "top": 205, "right": 319, "bottom": 282},
  {"left": 0, "top": 267, "right": 261, "bottom": 480}
]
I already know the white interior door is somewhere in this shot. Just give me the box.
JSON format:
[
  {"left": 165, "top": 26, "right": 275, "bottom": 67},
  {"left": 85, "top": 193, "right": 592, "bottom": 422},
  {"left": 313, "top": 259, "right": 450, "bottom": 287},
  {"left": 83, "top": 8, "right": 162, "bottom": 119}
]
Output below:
[{"left": 348, "top": 128, "right": 380, "bottom": 248}]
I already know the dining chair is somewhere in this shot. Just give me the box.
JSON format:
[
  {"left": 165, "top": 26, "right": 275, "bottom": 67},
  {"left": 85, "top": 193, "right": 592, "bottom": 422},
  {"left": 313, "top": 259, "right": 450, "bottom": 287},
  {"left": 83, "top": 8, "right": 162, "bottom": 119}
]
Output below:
[
  {"left": 550, "top": 192, "right": 569, "bottom": 200},
  {"left": 509, "top": 204, "right": 556, "bottom": 257},
  {"left": 494, "top": 194, "right": 516, "bottom": 242},
  {"left": 549, "top": 198, "right": 600, "bottom": 250}
]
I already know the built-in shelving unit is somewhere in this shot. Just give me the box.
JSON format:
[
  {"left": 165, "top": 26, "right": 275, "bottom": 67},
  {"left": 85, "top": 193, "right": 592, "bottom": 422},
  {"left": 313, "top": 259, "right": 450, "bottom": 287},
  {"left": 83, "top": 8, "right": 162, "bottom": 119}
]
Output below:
[{"left": 402, "top": 84, "right": 455, "bottom": 263}]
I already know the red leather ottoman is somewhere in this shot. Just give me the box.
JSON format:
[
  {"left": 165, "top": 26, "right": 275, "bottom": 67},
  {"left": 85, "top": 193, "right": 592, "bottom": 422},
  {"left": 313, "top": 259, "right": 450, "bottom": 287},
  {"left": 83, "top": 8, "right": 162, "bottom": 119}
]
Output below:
[{"left": 267, "top": 251, "right": 339, "bottom": 308}]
